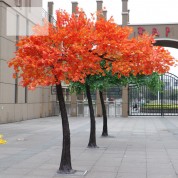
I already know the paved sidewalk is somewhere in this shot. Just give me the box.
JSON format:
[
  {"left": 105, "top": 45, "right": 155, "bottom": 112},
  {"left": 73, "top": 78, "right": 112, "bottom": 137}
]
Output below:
[{"left": 1, "top": 116, "right": 178, "bottom": 178}]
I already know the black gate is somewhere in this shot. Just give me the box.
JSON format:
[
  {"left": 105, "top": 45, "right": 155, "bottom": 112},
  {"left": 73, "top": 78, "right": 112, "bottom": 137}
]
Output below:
[{"left": 129, "top": 73, "right": 178, "bottom": 116}]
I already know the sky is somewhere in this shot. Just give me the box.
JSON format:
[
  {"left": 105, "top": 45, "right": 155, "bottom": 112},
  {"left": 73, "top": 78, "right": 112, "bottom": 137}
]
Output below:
[{"left": 42, "top": 0, "right": 178, "bottom": 75}]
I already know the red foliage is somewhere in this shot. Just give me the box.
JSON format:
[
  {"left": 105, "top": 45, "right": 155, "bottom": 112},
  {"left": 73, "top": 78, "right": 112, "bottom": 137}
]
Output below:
[{"left": 8, "top": 10, "right": 176, "bottom": 89}]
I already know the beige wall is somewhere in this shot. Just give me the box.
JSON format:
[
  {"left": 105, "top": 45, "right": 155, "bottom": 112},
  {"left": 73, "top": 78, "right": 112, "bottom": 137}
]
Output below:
[{"left": 0, "top": 0, "right": 56, "bottom": 124}]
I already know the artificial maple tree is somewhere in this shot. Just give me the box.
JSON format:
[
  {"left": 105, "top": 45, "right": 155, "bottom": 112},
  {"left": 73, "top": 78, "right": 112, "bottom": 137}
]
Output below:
[{"left": 8, "top": 10, "right": 97, "bottom": 174}]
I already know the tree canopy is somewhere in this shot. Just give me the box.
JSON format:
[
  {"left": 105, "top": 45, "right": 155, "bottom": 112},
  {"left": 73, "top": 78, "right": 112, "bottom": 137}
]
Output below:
[{"left": 9, "top": 10, "right": 176, "bottom": 89}]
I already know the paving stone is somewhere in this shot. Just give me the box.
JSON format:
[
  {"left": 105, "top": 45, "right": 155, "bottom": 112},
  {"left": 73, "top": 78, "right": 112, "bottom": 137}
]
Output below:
[
  {"left": 147, "top": 173, "right": 178, "bottom": 178},
  {"left": 116, "top": 172, "right": 146, "bottom": 178},
  {"left": 85, "top": 171, "right": 117, "bottom": 178},
  {"left": 1, "top": 116, "right": 178, "bottom": 178}
]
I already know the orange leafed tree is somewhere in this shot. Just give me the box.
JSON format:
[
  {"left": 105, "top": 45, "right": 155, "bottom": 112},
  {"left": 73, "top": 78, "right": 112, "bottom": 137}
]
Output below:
[
  {"left": 9, "top": 9, "right": 176, "bottom": 174},
  {"left": 92, "top": 17, "right": 175, "bottom": 77},
  {"left": 8, "top": 10, "right": 106, "bottom": 174}
]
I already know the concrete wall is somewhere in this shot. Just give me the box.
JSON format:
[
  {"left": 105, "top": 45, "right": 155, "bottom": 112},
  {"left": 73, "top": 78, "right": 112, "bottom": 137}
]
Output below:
[{"left": 0, "top": 0, "right": 56, "bottom": 124}]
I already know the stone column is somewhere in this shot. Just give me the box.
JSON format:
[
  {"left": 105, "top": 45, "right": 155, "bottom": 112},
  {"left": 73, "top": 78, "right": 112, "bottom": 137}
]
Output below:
[
  {"left": 96, "top": 91, "right": 102, "bottom": 117},
  {"left": 96, "top": 0, "right": 103, "bottom": 20},
  {"left": 122, "top": 86, "right": 129, "bottom": 117},
  {"left": 96, "top": 0, "right": 105, "bottom": 117},
  {"left": 70, "top": 93, "right": 77, "bottom": 117},
  {"left": 121, "top": 0, "right": 129, "bottom": 117},
  {"left": 96, "top": 0, "right": 103, "bottom": 11},
  {"left": 70, "top": 2, "right": 79, "bottom": 117},
  {"left": 71, "top": 1, "right": 78, "bottom": 14},
  {"left": 48, "top": 2, "right": 54, "bottom": 22},
  {"left": 103, "top": 10, "right": 107, "bottom": 20},
  {"left": 121, "top": 0, "right": 129, "bottom": 26},
  {"left": 42, "top": 2, "right": 54, "bottom": 117}
]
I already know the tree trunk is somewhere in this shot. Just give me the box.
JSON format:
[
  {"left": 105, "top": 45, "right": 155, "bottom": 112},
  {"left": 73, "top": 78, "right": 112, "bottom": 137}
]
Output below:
[
  {"left": 56, "top": 83, "right": 74, "bottom": 174},
  {"left": 86, "top": 83, "right": 97, "bottom": 148},
  {"left": 99, "top": 91, "right": 108, "bottom": 136}
]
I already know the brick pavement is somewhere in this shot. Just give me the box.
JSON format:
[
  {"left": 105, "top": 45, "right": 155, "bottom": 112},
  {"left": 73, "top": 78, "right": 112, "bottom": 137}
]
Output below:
[{"left": 0, "top": 116, "right": 178, "bottom": 178}]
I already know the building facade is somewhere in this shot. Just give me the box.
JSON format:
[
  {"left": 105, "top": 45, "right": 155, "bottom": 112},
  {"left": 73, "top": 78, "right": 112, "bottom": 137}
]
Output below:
[{"left": 0, "top": 0, "right": 57, "bottom": 124}]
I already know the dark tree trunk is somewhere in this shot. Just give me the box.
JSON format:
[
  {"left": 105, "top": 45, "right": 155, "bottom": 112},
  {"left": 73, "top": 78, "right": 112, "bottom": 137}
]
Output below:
[
  {"left": 99, "top": 91, "right": 108, "bottom": 137},
  {"left": 56, "top": 83, "right": 74, "bottom": 174},
  {"left": 86, "top": 83, "right": 97, "bottom": 148}
]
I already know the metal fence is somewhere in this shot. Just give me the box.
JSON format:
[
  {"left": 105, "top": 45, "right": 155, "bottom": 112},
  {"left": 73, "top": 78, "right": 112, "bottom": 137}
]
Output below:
[{"left": 129, "top": 73, "right": 178, "bottom": 116}]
